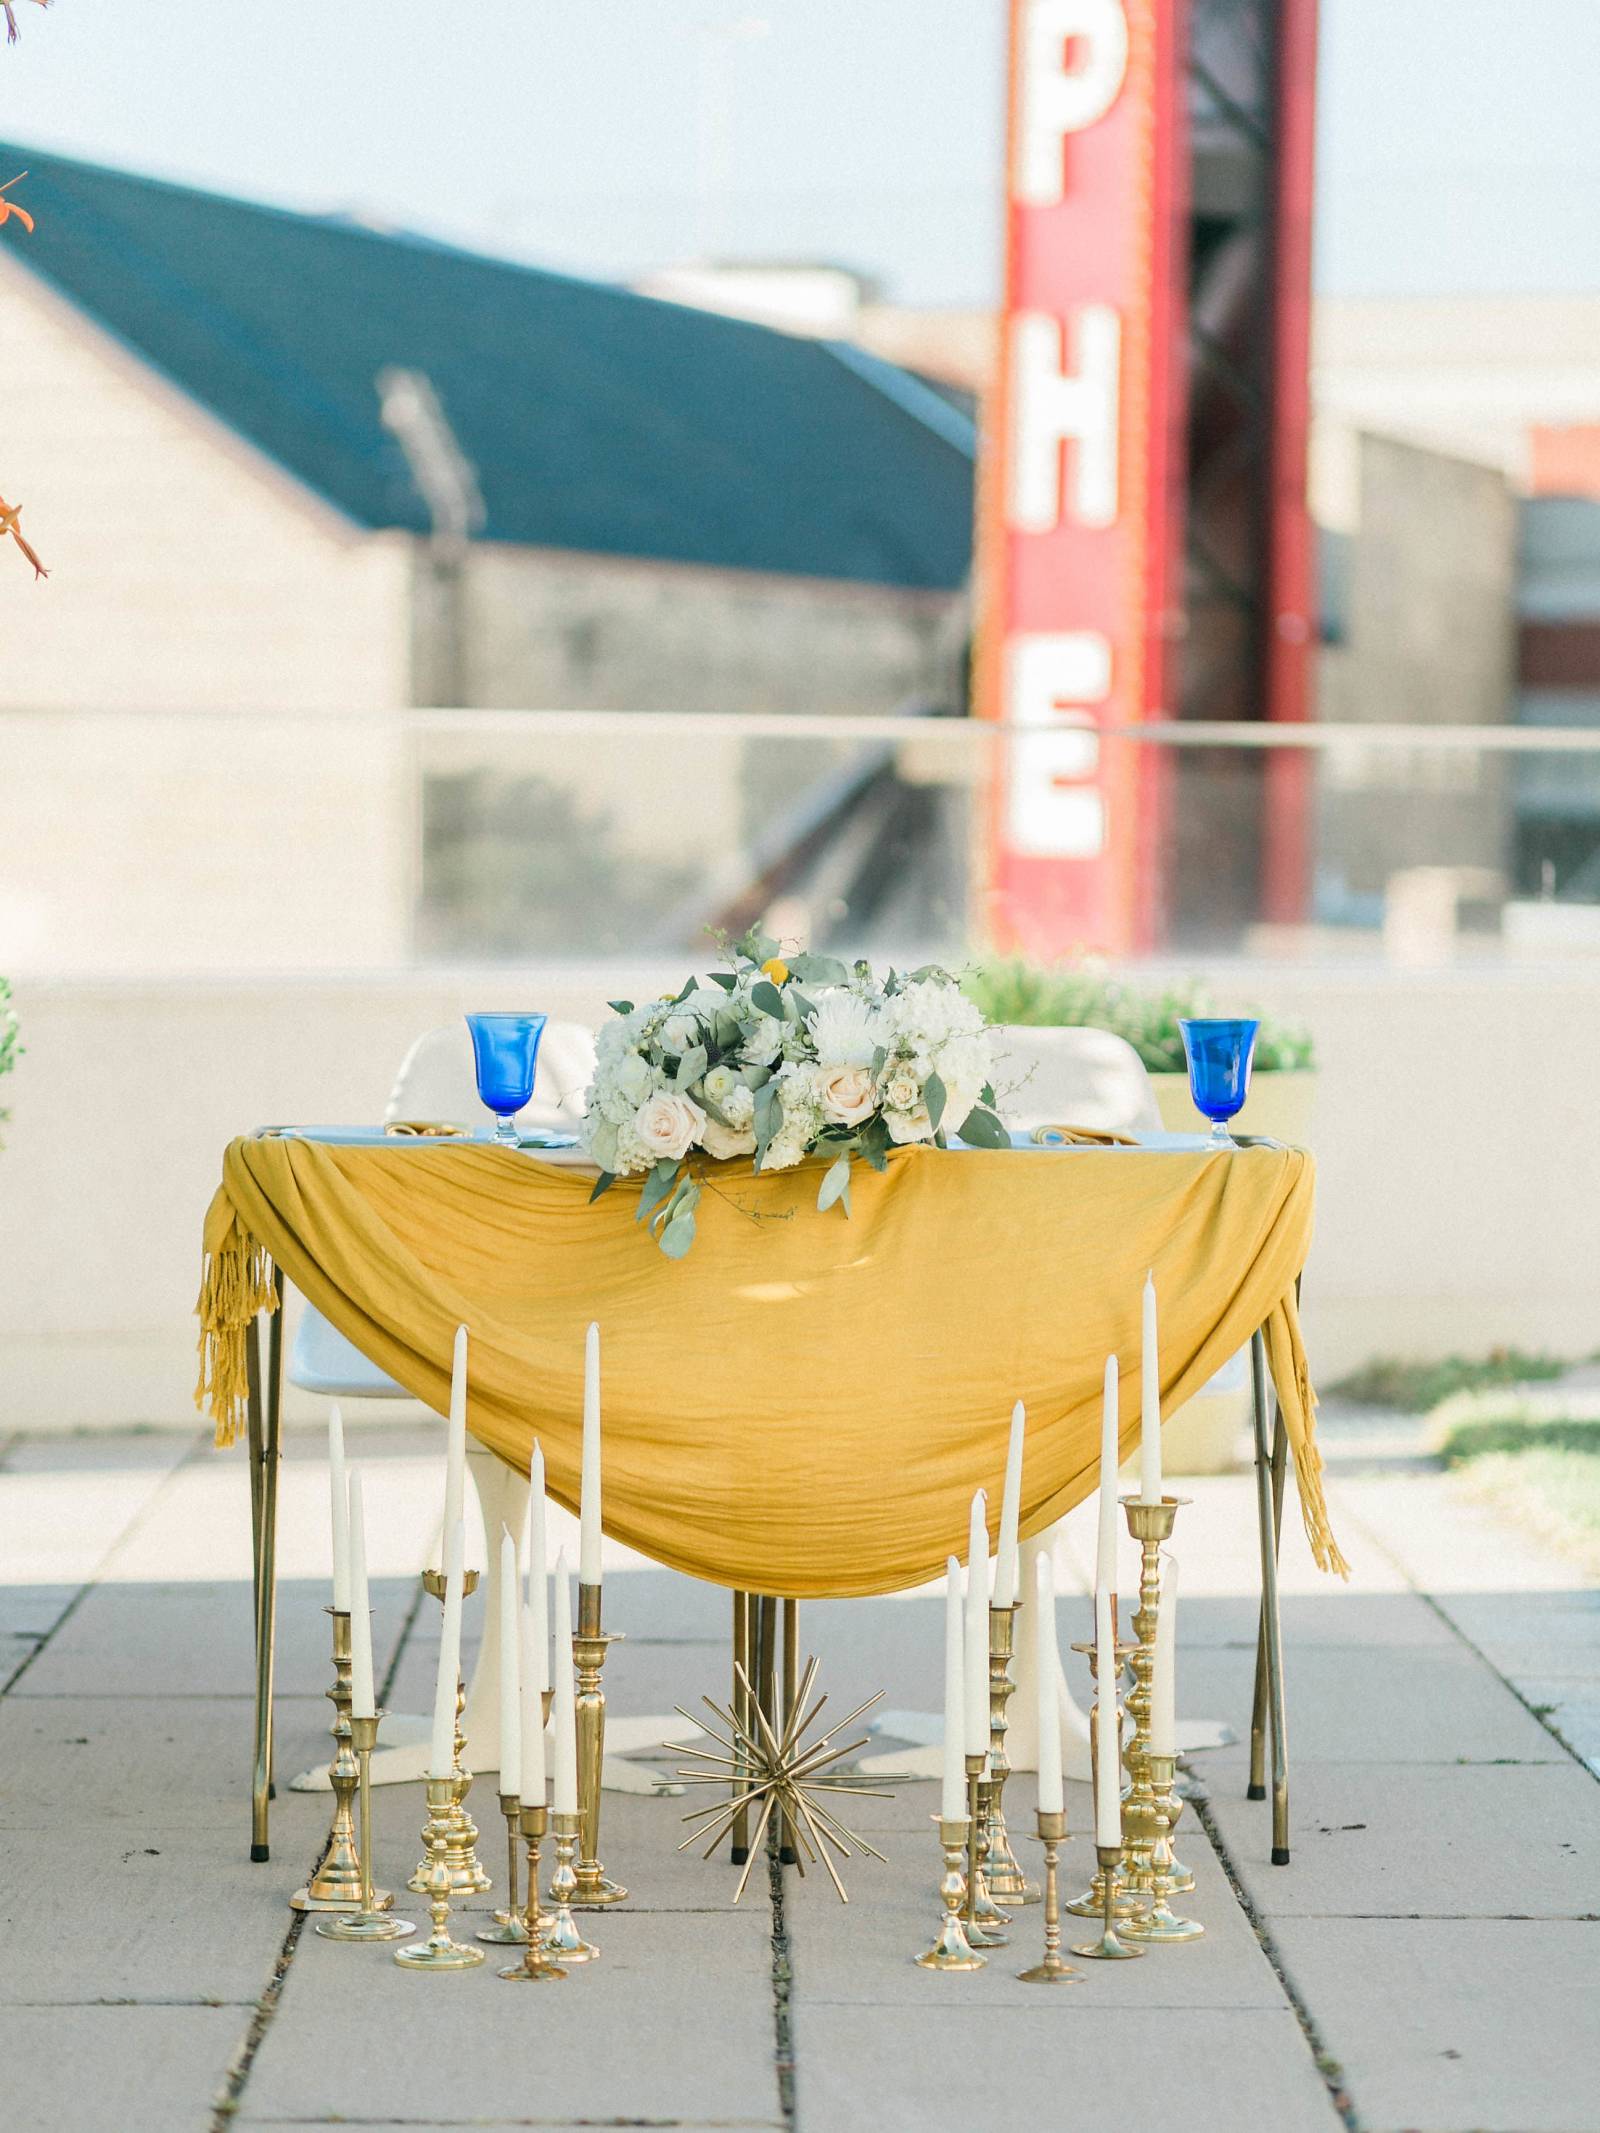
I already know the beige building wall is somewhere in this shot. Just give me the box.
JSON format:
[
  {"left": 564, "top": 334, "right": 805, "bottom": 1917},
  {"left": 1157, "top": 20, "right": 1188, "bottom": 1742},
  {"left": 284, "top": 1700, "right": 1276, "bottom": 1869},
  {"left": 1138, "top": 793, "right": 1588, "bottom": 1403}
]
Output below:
[{"left": 0, "top": 257, "right": 414, "bottom": 715}]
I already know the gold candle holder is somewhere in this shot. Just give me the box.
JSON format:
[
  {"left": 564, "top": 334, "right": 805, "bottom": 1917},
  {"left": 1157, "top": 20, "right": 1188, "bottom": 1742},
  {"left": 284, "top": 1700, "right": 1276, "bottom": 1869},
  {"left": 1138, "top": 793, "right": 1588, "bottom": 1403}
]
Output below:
[
  {"left": 1123, "top": 1752, "right": 1204, "bottom": 1943},
  {"left": 292, "top": 1609, "right": 375, "bottom": 1914},
  {"left": 984, "top": 1602, "right": 1038, "bottom": 1905},
  {"left": 315, "top": 1713, "right": 415, "bottom": 1943},
  {"left": 393, "top": 1776, "right": 485, "bottom": 1970},
  {"left": 1064, "top": 1629, "right": 1141, "bottom": 1918},
  {"left": 1016, "top": 1808, "right": 1078, "bottom": 1984},
  {"left": 1120, "top": 1496, "right": 1187, "bottom": 1901},
  {"left": 1070, "top": 1842, "right": 1145, "bottom": 1961},
  {"left": 477, "top": 1792, "right": 528, "bottom": 1945},
  {"left": 408, "top": 1566, "right": 490, "bottom": 1898},
  {"left": 962, "top": 1753, "right": 1009, "bottom": 1945},
  {"left": 499, "top": 1801, "right": 566, "bottom": 1981},
  {"left": 914, "top": 1813, "right": 984, "bottom": 1971},
  {"left": 543, "top": 1808, "right": 599, "bottom": 1963},
  {"left": 570, "top": 1580, "right": 627, "bottom": 1907}
]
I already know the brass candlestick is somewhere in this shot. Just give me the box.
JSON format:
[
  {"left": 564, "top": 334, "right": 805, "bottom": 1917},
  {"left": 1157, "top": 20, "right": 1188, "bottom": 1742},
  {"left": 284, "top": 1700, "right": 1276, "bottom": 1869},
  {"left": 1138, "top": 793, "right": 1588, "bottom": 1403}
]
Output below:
[
  {"left": 1064, "top": 1628, "right": 1141, "bottom": 1918},
  {"left": 544, "top": 1808, "right": 599, "bottom": 1962},
  {"left": 1017, "top": 1808, "right": 1078, "bottom": 1983},
  {"left": 292, "top": 1609, "right": 376, "bottom": 1913},
  {"left": 570, "top": 1580, "right": 627, "bottom": 1907},
  {"left": 408, "top": 1566, "right": 490, "bottom": 1898},
  {"left": 394, "top": 1777, "right": 485, "bottom": 1970},
  {"left": 1123, "top": 1752, "right": 1204, "bottom": 1943},
  {"left": 477, "top": 1792, "right": 528, "bottom": 1945},
  {"left": 499, "top": 1801, "right": 566, "bottom": 1981},
  {"left": 915, "top": 1814, "right": 985, "bottom": 1971},
  {"left": 962, "top": 1753, "right": 1009, "bottom": 1945},
  {"left": 1070, "top": 1842, "right": 1144, "bottom": 1961},
  {"left": 315, "top": 1713, "right": 415, "bottom": 1943},
  {"left": 984, "top": 1602, "right": 1038, "bottom": 1904},
  {"left": 1120, "top": 1496, "right": 1186, "bottom": 1901}
]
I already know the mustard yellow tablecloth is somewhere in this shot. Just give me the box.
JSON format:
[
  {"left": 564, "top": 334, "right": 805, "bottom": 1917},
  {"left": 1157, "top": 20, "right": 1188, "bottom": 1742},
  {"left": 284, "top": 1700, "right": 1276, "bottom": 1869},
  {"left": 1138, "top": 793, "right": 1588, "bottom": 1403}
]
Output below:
[{"left": 198, "top": 1137, "right": 1344, "bottom": 1594}]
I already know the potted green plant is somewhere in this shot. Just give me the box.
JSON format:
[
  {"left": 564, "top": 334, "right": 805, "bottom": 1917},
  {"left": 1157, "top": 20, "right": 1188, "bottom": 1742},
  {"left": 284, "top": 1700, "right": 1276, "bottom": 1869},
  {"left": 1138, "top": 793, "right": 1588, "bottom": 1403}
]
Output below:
[{"left": 963, "top": 962, "right": 1317, "bottom": 1144}]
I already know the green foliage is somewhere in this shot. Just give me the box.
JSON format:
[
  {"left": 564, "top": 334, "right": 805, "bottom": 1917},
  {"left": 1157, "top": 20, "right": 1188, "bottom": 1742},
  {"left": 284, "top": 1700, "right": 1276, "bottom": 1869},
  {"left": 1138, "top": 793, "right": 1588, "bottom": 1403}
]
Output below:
[
  {"left": 960, "top": 960, "right": 1315, "bottom": 1074},
  {"left": 0, "top": 976, "right": 18, "bottom": 1144},
  {"left": 1331, "top": 1349, "right": 1564, "bottom": 1413},
  {"left": 1435, "top": 1407, "right": 1600, "bottom": 1577}
]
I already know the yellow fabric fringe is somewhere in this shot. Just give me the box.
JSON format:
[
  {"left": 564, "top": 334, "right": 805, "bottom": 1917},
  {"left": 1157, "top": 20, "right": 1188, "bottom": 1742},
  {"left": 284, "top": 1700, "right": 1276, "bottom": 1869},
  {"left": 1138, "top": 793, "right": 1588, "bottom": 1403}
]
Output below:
[
  {"left": 196, "top": 1135, "right": 1347, "bottom": 1591},
  {"left": 196, "top": 1190, "right": 277, "bottom": 1447}
]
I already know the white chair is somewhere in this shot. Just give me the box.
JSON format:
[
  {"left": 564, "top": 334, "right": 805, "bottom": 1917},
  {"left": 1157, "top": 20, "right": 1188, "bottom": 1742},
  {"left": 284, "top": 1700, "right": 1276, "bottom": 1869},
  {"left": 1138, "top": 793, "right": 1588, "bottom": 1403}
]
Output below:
[{"left": 288, "top": 1019, "right": 600, "bottom": 1792}]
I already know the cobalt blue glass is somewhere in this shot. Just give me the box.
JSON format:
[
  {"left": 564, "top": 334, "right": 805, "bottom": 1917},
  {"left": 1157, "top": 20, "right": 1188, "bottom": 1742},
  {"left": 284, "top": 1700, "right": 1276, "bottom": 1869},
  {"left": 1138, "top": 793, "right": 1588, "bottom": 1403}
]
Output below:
[
  {"left": 466, "top": 1013, "right": 547, "bottom": 1147},
  {"left": 1178, "top": 1017, "right": 1259, "bottom": 1147}
]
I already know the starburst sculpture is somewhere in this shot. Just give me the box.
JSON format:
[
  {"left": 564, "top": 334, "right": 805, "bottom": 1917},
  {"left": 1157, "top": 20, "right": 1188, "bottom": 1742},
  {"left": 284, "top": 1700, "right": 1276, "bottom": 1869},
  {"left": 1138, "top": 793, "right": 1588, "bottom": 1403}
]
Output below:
[{"left": 669, "top": 1656, "right": 892, "bottom": 1903}]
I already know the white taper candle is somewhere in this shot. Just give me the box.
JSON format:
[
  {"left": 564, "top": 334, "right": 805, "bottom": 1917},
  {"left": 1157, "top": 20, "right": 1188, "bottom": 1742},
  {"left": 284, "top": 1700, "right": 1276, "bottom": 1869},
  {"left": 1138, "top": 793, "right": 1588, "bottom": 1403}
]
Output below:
[
  {"left": 963, "top": 1489, "right": 990, "bottom": 1758},
  {"left": 993, "top": 1400, "right": 1026, "bottom": 1609},
  {"left": 429, "top": 1519, "right": 465, "bottom": 1781},
  {"left": 519, "top": 1600, "right": 546, "bottom": 1802},
  {"left": 1094, "top": 1589, "right": 1121, "bottom": 1847},
  {"left": 347, "top": 1468, "right": 375, "bottom": 1719},
  {"left": 1150, "top": 1555, "right": 1178, "bottom": 1759},
  {"left": 1095, "top": 1354, "right": 1120, "bottom": 1595},
  {"left": 1140, "top": 1272, "right": 1163, "bottom": 1506},
  {"left": 328, "top": 1402, "right": 350, "bottom": 1612},
  {"left": 551, "top": 1551, "right": 579, "bottom": 1814},
  {"left": 443, "top": 1325, "right": 468, "bottom": 1545},
  {"left": 498, "top": 1527, "right": 521, "bottom": 1797},
  {"left": 528, "top": 1439, "right": 549, "bottom": 1691},
  {"left": 941, "top": 1554, "right": 965, "bottom": 1820},
  {"left": 1035, "top": 1550, "right": 1063, "bottom": 1815},
  {"left": 580, "top": 1322, "right": 603, "bottom": 1587}
]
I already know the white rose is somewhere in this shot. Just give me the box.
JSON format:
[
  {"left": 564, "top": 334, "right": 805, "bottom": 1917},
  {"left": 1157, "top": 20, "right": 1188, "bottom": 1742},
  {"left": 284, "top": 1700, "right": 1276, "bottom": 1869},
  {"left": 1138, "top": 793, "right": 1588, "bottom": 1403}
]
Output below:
[
  {"left": 700, "top": 1116, "right": 757, "bottom": 1161},
  {"left": 885, "top": 1103, "right": 934, "bottom": 1145},
  {"left": 880, "top": 1062, "right": 923, "bottom": 1113},
  {"left": 817, "top": 1062, "right": 877, "bottom": 1127},
  {"left": 632, "top": 1090, "right": 706, "bottom": 1162},
  {"left": 702, "top": 1063, "right": 738, "bottom": 1108},
  {"left": 661, "top": 1013, "right": 701, "bottom": 1055}
]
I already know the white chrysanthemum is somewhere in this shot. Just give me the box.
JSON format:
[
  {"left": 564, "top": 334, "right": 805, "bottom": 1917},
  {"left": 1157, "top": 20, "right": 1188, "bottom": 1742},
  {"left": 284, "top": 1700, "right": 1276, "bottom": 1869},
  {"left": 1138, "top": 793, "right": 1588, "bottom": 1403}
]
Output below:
[
  {"left": 886, "top": 978, "right": 984, "bottom": 1052},
  {"left": 723, "top": 1084, "right": 756, "bottom": 1128},
  {"left": 761, "top": 1118, "right": 812, "bottom": 1171},
  {"left": 806, "top": 987, "right": 882, "bottom": 1069}
]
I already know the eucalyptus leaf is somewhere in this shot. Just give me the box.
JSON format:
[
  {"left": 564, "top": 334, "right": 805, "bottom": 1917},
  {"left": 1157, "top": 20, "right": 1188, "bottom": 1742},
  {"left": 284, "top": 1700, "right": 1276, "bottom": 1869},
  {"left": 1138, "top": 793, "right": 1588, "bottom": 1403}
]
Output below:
[
  {"left": 607, "top": 999, "right": 635, "bottom": 1016},
  {"left": 673, "top": 1044, "right": 708, "bottom": 1091},
  {"left": 588, "top": 1170, "right": 617, "bottom": 1203},
  {"left": 635, "top": 1158, "right": 682, "bottom": 1225},
  {"left": 752, "top": 980, "right": 785, "bottom": 1020},
  {"left": 817, "top": 1153, "right": 852, "bottom": 1216},
  {"left": 957, "top": 1104, "right": 1009, "bottom": 1149},
  {"left": 924, "top": 1071, "right": 947, "bottom": 1131},
  {"left": 707, "top": 970, "right": 738, "bottom": 991},
  {"left": 658, "top": 1209, "right": 697, "bottom": 1258},
  {"left": 787, "top": 953, "right": 849, "bottom": 985}
]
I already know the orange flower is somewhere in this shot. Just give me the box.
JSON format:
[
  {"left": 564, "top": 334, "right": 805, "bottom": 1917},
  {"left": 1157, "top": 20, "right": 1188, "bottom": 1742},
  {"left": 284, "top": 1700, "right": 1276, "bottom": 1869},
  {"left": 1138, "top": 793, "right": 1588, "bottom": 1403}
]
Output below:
[
  {"left": 0, "top": 496, "right": 48, "bottom": 580},
  {"left": 0, "top": 172, "right": 32, "bottom": 233}
]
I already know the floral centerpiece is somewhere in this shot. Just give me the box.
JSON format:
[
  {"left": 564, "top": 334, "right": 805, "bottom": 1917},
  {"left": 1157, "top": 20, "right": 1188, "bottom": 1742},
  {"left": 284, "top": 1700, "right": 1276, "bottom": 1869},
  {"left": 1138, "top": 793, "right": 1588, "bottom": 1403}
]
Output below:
[{"left": 582, "top": 930, "right": 1009, "bottom": 1255}]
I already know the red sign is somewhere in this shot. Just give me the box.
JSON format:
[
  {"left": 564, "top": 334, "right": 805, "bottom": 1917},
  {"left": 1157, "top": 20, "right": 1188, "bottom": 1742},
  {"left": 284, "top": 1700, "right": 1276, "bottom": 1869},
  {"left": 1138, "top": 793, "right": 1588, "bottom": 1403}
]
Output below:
[{"left": 974, "top": 0, "right": 1190, "bottom": 956}]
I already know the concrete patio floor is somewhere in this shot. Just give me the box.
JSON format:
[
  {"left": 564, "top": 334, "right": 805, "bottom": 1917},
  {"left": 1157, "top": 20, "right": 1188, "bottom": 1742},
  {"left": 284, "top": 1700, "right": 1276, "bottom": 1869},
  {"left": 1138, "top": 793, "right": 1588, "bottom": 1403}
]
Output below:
[{"left": 2, "top": 1403, "right": 1597, "bottom": 2133}]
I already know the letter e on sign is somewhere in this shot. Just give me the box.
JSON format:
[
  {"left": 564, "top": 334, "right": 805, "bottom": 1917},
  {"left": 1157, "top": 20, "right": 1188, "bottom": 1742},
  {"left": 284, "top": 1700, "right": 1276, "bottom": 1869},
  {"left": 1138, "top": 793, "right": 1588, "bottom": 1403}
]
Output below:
[{"left": 1005, "top": 632, "right": 1113, "bottom": 858}]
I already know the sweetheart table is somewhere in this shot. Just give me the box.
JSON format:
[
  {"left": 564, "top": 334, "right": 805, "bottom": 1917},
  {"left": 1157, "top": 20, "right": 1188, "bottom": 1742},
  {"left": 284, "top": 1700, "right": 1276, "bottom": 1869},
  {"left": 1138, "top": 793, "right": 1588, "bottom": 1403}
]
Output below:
[{"left": 198, "top": 1126, "right": 1338, "bottom": 1867}]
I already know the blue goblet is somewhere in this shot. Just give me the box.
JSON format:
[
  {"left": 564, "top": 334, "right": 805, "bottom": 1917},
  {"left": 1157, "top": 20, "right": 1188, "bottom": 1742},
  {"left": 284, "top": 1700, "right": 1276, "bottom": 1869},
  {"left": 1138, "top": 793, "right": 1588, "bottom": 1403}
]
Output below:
[
  {"left": 1178, "top": 1017, "right": 1259, "bottom": 1148},
  {"left": 466, "top": 1013, "right": 548, "bottom": 1148}
]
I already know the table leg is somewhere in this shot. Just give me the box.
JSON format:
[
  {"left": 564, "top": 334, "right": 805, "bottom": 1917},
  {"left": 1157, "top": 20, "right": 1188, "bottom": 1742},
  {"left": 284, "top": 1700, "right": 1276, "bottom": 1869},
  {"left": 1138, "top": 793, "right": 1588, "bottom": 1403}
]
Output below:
[
  {"left": 779, "top": 1598, "right": 798, "bottom": 1866},
  {"left": 250, "top": 1272, "right": 283, "bottom": 1863},
  {"left": 1248, "top": 1328, "right": 1290, "bottom": 1864},
  {"left": 731, "top": 1591, "right": 751, "bottom": 1865}
]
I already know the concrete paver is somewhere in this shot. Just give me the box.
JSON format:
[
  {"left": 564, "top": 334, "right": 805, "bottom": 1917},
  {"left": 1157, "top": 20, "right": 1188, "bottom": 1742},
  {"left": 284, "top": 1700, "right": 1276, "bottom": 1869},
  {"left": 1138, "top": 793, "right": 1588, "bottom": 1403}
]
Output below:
[{"left": 2, "top": 1419, "right": 1596, "bottom": 2133}]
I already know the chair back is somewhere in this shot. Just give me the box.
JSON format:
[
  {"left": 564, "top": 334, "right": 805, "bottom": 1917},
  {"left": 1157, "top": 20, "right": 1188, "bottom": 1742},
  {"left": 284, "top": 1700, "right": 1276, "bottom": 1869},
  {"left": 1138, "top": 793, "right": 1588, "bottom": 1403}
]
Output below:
[
  {"left": 386, "top": 1019, "right": 597, "bottom": 1133},
  {"left": 989, "top": 1024, "right": 1161, "bottom": 1136}
]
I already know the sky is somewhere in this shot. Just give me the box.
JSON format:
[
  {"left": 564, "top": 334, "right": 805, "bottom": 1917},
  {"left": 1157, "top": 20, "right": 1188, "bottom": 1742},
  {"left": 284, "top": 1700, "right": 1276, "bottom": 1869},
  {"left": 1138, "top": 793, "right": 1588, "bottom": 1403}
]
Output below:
[{"left": 0, "top": 0, "right": 1596, "bottom": 306}]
